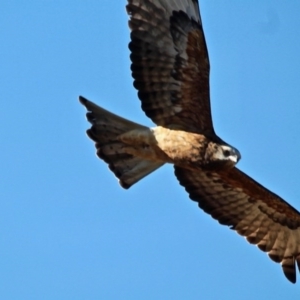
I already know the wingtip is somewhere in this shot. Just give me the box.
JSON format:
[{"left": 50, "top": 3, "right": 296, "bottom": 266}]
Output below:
[
  {"left": 281, "top": 258, "right": 297, "bottom": 284},
  {"left": 79, "top": 95, "right": 88, "bottom": 105},
  {"left": 119, "top": 180, "right": 131, "bottom": 190},
  {"left": 284, "top": 272, "right": 296, "bottom": 284}
]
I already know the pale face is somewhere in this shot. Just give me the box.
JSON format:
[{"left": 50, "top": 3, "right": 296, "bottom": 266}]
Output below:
[
  {"left": 208, "top": 144, "right": 241, "bottom": 168},
  {"left": 220, "top": 145, "right": 241, "bottom": 163}
]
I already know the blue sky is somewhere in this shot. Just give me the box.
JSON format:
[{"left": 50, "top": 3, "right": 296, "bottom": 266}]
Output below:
[{"left": 1, "top": 0, "right": 300, "bottom": 299}]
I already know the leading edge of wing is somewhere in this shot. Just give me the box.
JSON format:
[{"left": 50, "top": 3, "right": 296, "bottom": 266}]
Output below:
[
  {"left": 126, "top": 0, "right": 215, "bottom": 134},
  {"left": 174, "top": 165, "right": 300, "bottom": 283}
]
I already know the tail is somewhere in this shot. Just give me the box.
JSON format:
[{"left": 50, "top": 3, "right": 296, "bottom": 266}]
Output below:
[{"left": 79, "top": 96, "right": 164, "bottom": 188}]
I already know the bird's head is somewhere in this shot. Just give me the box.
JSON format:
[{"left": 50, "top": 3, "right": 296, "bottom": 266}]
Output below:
[{"left": 205, "top": 143, "right": 241, "bottom": 169}]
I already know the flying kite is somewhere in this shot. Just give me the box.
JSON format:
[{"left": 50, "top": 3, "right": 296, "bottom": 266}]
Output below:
[{"left": 80, "top": 0, "right": 300, "bottom": 283}]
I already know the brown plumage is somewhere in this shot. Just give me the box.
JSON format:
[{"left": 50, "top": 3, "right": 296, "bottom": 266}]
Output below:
[{"left": 80, "top": 0, "right": 300, "bottom": 283}]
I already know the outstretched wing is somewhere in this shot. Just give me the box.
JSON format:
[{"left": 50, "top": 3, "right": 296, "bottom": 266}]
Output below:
[
  {"left": 174, "top": 166, "right": 300, "bottom": 283},
  {"left": 127, "top": 0, "right": 215, "bottom": 134}
]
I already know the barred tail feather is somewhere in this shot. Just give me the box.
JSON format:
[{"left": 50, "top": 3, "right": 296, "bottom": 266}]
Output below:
[{"left": 79, "top": 96, "right": 164, "bottom": 188}]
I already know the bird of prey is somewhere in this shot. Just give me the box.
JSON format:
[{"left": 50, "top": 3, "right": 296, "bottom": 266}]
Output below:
[{"left": 80, "top": 0, "right": 300, "bottom": 283}]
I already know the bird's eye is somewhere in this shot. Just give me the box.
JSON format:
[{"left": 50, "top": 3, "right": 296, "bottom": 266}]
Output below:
[{"left": 223, "top": 149, "right": 231, "bottom": 157}]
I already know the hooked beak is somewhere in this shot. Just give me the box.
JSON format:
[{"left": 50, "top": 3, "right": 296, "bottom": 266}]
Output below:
[{"left": 232, "top": 148, "right": 241, "bottom": 163}]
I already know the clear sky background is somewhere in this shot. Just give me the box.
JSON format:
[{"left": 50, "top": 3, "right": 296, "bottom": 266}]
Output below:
[{"left": 1, "top": 0, "right": 300, "bottom": 299}]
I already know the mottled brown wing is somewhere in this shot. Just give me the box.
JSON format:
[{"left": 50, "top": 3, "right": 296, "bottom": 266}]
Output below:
[
  {"left": 174, "top": 166, "right": 300, "bottom": 283},
  {"left": 127, "top": 0, "right": 215, "bottom": 134}
]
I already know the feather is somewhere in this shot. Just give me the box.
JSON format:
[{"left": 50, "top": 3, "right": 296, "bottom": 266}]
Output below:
[{"left": 80, "top": 96, "right": 164, "bottom": 188}]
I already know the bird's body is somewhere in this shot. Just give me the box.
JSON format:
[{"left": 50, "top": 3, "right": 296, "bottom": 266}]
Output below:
[
  {"left": 81, "top": 96, "right": 239, "bottom": 187},
  {"left": 80, "top": 0, "right": 300, "bottom": 283},
  {"left": 137, "top": 126, "right": 239, "bottom": 169}
]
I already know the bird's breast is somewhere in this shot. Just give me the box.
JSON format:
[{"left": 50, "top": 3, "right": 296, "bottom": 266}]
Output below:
[
  {"left": 151, "top": 126, "right": 209, "bottom": 167},
  {"left": 118, "top": 126, "right": 210, "bottom": 168}
]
